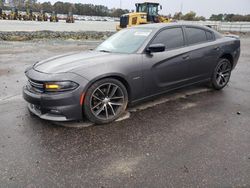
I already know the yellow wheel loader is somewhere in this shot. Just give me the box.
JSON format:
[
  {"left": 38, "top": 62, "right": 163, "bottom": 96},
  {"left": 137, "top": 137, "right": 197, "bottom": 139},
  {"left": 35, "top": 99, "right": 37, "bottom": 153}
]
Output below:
[
  {"left": 7, "top": 8, "right": 22, "bottom": 20},
  {"left": 116, "top": 2, "right": 171, "bottom": 31},
  {"left": 23, "top": 9, "right": 36, "bottom": 21},
  {"left": 0, "top": 8, "right": 7, "bottom": 19},
  {"left": 37, "top": 10, "right": 48, "bottom": 21},
  {"left": 66, "top": 11, "right": 74, "bottom": 23},
  {"left": 50, "top": 11, "right": 59, "bottom": 22}
]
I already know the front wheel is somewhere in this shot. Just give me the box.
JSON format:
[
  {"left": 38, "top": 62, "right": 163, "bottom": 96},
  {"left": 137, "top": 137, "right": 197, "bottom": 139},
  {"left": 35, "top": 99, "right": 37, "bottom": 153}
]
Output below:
[
  {"left": 211, "top": 58, "right": 232, "bottom": 90},
  {"left": 83, "top": 78, "right": 128, "bottom": 124}
]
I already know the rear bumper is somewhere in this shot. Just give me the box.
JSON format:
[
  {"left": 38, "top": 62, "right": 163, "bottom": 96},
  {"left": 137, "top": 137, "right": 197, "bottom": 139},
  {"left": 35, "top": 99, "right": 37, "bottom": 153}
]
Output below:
[
  {"left": 233, "top": 47, "right": 241, "bottom": 69},
  {"left": 23, "top": 86, "right": 83, "bottom": 121}
]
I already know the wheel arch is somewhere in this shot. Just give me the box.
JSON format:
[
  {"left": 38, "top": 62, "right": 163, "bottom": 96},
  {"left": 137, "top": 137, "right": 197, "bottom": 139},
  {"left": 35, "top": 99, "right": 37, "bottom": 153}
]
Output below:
[
  {"left": 219, "top": 53, "right": 234, "bottom": 68},
  {"left": 84, "top": 73, "right": 132, "bottom": 102}
]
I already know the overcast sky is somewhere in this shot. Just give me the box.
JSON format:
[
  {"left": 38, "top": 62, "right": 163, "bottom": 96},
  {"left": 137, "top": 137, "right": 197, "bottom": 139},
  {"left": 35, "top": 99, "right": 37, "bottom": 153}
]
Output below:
[{"left": 38, "top": 0, "right": 250, "bottom": 18}]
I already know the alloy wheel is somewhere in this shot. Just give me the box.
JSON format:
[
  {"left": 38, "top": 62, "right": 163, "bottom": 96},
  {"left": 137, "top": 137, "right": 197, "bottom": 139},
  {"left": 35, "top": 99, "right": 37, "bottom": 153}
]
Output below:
[
  {"left": 90, "top": 83, "right": 125, "bottom": 120},
  {"left": 215, "top": 60, "right": 231, "bottom": 87}
]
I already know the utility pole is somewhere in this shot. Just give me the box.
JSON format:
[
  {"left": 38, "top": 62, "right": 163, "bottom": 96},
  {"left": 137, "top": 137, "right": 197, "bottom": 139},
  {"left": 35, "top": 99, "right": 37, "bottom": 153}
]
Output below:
[{"left": 179, "top": 2, "right": 183, "bottom": 20}]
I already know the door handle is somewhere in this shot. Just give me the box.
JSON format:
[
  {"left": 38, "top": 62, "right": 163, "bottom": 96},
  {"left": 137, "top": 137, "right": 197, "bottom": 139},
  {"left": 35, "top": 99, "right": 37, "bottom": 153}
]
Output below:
[
  {"left": 182, "top": 55, "right": 190, "bottom": 60},
  {"left": 214, "top": 47, "right": 220, "bottom": 51}
]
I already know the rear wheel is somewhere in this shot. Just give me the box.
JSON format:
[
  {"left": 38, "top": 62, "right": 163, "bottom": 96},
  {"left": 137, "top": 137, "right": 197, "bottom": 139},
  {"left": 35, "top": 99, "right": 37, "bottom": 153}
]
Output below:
[
  {"left": 83, "top": 78, "right": 128, "bottom": 124},
  {"left": 211, "top": 58, "right": 232, "bottom": 90}
]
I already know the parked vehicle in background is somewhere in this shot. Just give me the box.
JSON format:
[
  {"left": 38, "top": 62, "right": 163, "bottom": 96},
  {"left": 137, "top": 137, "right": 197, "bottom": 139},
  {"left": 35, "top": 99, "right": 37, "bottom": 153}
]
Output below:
[
  {"left": 37, "top": 10, "right": 48, "bottom": 21},
  {"left": 23, "top": 9, "right": 36, "bottom": 21},
  {"left": 50, "top": 11, "right": 58, "bottom": 22},
  {"left": 7, "top": 8, "right": 22, "bottom": 20},
  {"left": 66, "top": 12, "right": 74, "bottom": 23},
  {"left": 0, "top": 8, "right": 7, "bottom": 19},
  {"left": 23, "top": 23, "right": 240, "bottom": 124}
]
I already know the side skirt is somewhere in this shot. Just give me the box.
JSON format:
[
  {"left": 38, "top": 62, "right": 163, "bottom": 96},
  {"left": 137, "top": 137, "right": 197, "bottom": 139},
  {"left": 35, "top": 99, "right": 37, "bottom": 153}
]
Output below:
[{"left": 129, "top": 78, "right": 211, "bottom": 106}]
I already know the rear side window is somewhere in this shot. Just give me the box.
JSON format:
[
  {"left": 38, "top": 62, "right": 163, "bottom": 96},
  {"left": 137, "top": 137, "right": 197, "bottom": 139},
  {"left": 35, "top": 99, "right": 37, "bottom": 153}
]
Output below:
[
  {"left": 186, "top": 27, "right": 207, "bottom": 45},
  {"left": 206, "top": 31, "right": 214, "bottom": 41},
  {"left": 151, "top": 27, "right": 185, "bottom": 50}
]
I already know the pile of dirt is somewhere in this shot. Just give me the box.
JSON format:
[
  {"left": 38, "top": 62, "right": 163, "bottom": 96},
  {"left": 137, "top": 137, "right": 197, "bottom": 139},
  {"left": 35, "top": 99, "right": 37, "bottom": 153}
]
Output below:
[{"left": 0, "top": 31, "right": 115, "bottom": 41}]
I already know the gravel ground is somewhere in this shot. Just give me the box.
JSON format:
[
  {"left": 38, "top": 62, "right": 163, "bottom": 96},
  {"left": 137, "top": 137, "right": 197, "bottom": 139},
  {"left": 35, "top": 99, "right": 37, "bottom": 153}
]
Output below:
[
  {"left": 0, "top": 38, "right": 250, "bottom": 187},
  {"left": 0, "top": 20, "right": 118, "bottom": 32},
  {"left": 1, "top": 20, "right": 250, "bottom": 41}
]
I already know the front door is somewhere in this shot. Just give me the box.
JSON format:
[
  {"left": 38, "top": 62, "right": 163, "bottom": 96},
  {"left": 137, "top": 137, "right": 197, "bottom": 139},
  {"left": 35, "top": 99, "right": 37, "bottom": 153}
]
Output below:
[{"left": 142, "top": 27, "right": 190, "bottom": 97}]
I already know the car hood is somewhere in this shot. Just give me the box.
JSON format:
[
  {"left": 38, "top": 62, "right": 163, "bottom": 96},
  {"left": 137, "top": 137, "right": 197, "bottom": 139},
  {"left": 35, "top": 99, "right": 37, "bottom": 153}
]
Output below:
[{"left": 33, "top": 51, "right": 111, "bottom": 74}]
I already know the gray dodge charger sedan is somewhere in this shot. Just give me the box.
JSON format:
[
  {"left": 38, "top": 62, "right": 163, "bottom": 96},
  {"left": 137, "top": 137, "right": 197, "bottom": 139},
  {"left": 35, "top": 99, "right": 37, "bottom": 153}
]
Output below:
[{"left": 23, "top": 23, "right": 240, "bottom": 124}]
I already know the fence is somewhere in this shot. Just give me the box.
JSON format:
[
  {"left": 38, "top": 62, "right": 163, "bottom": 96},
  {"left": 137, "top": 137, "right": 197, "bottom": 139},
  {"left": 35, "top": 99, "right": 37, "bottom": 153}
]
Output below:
[{"left": 179, "top": 21, "right": 250, "bottom": 32}]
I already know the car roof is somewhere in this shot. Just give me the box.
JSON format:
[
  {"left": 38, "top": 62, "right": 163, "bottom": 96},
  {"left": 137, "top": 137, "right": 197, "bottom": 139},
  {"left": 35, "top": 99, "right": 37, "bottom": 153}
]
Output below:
[
  {"left": 134, "top": 22, "right": 213, "bottom": 31},
  {"left": 133, "top": 22, "right": 222, "bottom": 38}
]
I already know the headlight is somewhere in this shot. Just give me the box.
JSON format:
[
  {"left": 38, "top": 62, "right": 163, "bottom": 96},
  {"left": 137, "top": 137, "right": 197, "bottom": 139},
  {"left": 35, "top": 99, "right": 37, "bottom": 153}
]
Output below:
[{"left": 44, "top": 81, "right": 79, "bottom": 92}]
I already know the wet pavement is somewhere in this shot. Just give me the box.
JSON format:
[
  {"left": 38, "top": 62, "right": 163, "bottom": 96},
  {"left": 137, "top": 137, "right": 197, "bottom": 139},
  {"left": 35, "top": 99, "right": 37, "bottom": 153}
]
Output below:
[{"left": 0, "top": 38, "right": 250, "bottom": 187}]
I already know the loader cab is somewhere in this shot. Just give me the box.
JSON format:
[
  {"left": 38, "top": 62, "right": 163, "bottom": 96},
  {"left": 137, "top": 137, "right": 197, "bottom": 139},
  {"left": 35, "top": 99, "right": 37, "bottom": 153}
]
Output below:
[
  {"left": 26, "top": 9, "right": 32, "bottom": 15},
  {"left": 51, "top": 11, "right": 57, "bottom": 17},
  {"left": 66, "top": 11, "right": 74, "bottom": 23},
  {"left": 135, "top": 2, "right": 160, "bottom": 22},
  {"left": 68, "top": 12, "right": 73, "bottom": 16},
  {"left": 13, "top": 8, "right": 18, "bottom": 15},
  {"left": 50, "top": 11, "right": 59, "bottom": 22}
]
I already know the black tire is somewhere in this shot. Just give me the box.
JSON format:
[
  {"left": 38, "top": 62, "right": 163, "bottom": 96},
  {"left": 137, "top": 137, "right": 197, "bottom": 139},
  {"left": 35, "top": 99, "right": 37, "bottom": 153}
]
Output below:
[
  {"left": 211, "top": 58, "right": 232, "bottom": 90},
  {"left": 83, "top": 78, "right": 128, "bottom": 124}
]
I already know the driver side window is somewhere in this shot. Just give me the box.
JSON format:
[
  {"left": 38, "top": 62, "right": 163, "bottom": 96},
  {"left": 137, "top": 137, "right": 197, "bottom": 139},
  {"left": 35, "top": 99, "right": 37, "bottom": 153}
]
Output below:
[{"left": 151, "top": 27, "right": 185, "bottom": 50}]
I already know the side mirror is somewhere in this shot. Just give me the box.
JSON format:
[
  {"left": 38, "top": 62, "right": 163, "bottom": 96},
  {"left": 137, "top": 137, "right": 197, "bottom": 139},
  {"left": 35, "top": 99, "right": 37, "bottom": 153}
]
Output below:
[
  {"left": 160, "top": 5, "right": 163, "bottom": 10},
  {"left": 146, "top": 43, "right": 165, "bottom": 53}
]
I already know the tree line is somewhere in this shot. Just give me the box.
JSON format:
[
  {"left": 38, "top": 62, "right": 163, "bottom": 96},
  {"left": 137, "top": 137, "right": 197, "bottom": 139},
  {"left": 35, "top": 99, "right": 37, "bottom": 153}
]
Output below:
[
  {"left": 172, "top": 11, "right": 250, "bottom": 22},
  {"left": 0, "top": 1, "right": 129, "bottom": 17},
  {"left": 1, "top": 0, "right": 249, "bottom": 21},
  {"left": 172, "top": 11, "right": 206, "bottom": 21},
  {"left": 210, "top": 14, "right": 250, "bottom": 22}
]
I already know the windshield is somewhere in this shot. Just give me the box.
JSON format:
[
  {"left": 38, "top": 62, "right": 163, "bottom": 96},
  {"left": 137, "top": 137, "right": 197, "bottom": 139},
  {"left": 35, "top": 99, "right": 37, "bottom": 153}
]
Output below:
[
  {"left": 137, "top": 3, "right": 158, "bottom": 16},
  {"left": 148, "top": 4, "right": 158, "bottom": 16},
  {"left": 138, "top": 4, "right": 147, "bottom": 12},
  {"left": 95, "top": 28, "right": 152, "bottom": 54}
]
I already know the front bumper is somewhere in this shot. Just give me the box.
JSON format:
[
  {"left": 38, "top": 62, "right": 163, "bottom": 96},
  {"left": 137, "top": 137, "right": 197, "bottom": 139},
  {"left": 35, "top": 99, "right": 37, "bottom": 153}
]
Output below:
[
  {"left": 23, "top": 69, "right": 89, "bottom": 121},
  {"left": 23, "top": 86, "right": 83, "bottom": 121},
  {"left": 28, "top": 103, "right": 67, "bottom": 121}
]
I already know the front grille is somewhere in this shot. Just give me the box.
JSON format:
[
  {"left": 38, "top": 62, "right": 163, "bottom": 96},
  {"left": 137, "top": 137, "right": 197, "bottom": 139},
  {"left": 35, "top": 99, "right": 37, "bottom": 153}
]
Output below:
[
  {"left": 28, "top": 79, "right": 44, "bottom": 93},
  {"left": 120, "top": 15, "right": 129, "bottom": 28}
]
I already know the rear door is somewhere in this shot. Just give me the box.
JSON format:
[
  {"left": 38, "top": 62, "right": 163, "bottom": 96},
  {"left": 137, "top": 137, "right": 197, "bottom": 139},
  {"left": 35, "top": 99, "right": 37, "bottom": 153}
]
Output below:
[
  {"left": 183, "top": 27, "right": 220, "bottom": 82},
  {"left": 142, "top": 27, "right": 190, "bottom": 96}
]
